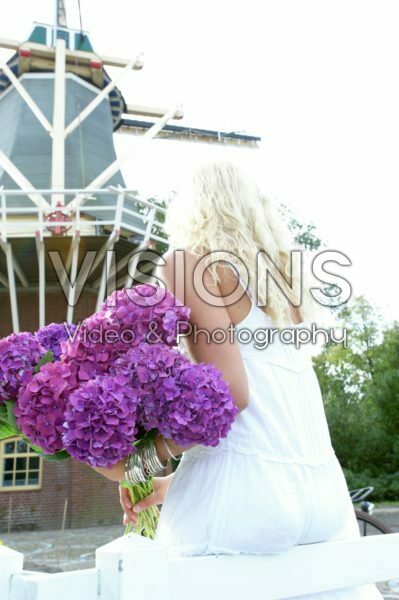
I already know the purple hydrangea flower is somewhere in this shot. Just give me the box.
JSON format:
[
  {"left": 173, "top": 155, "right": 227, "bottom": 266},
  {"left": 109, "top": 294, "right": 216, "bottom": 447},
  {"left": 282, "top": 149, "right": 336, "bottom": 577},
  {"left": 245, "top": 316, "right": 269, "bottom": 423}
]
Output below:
[
  {"left": 60, "top": 285, "right": 190, "bottom": 386},
  {"left": 62, "top": 374, "right": 139, "bottom": 467},
  {"left": 0, "top": 332, "right": 46, "bottom": 403},
  {"left": 164, "top": 362, "right": 239, "bottom": 447},
  {"left": 14, "top": 361, "right": 74, "bottom": 454},
  {"left": 111, "top": 343, "right": 238, "bottom": 447},
  {"left": 60, "top": 312, "right": 117, "bottom": 383},
  {"left": 101, "top": 284, "right": 191, "bottom": 347},
  {"left": 35, "top": 322, "right": 77, "bottom": 360},
  {"left": 110, "top": 343, "right": 191, "bottom": 432}
]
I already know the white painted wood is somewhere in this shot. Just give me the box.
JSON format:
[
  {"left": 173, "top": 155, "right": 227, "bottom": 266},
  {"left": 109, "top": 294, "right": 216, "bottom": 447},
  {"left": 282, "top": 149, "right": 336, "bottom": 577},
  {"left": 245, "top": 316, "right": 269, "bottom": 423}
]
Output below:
[
  {"left": 60, "top": 232, "right": 78, "bottom": 289},
  {"left": 35, "top": 230, "right": 45, "bottom": 328},
  {"left": 67, "top": 105, "right": 182, "bottom": 212},
  {"left": 168, "top": 533, "right": 399, "bottom": 599},
  {"left": 95, "top": 249, "right": 115, "bottom": 311},
  {"left": 123, "top": 243, "right": 151, "bottom": 288},
  {"left": 55, "top": 0, "right": 67, "bottom": 28},
  {"left": 0, "top": 545, "right": 23, "bottom": 600},
  {"left": 93, "top": 189, "right": 123, "bottom": 307},
  {"left": 121, "top": 206, "right": 159, "bottom": 286},
  {"left": 0, "top": 271, "right": 9, "bottom": 286},
  {"left": 1, "top": 533, "right": 399, "bottom": 600},
  {"left": 0, "top": 192, "right": 29, "bottom": 286},
  {"left": 50, "top": 248, "right": 95, "bottom": 310},
  {"left": 98, "top": 53, "right": 144, "bottom": 69},
  {"left": 66, "top": 232, "right": 81, "bottom": 324},
  {"left": 9, "top": 568, "right": 97, "bottom": 600},
  {"left": 0, "top": 36, "right": 20, "bottom": 50},
  {"left": 0, "top": 239, "right": 28, "bottom": 288},
  {"left": 0, "top": 153, "right": 49, "bottom": 209},
  {"left": 96, "top": 534, "right": 168, "bottom": 600},
  {"left": 9, "top": 255, "right": 28, "bottom": 288},
  {"left": 144, "top": 206, "right": 157, "bottom": 244},
  {"left": 90, "top": 228, "right": 119, "bottom": 276},
  {"left": 51, "top": 38, "right": 66, "bottom": 208},
  {"left": 125, "top": 103, "right": 184, "bottom": 119},
  {"left": 1, "top": 63, "right": 53, "bottom": 134},
  {"left": 64, "top": 60, "right": 141, "bottom": 138},
  {"left": 94, "top": 240, "right": 149, "bottom": 290},
  {"left": 1, "top": 241, "right": 20, "bottom": 332}
]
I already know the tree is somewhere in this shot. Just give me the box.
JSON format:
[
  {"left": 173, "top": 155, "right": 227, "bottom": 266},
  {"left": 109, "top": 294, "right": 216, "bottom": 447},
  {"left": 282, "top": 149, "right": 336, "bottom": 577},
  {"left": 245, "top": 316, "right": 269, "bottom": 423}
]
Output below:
[
  {"left": 278, "top": 202, "right": 322, "bottom": 251},
  {"left": 313, "top": 297, "right": 398, "bottom": 476}
]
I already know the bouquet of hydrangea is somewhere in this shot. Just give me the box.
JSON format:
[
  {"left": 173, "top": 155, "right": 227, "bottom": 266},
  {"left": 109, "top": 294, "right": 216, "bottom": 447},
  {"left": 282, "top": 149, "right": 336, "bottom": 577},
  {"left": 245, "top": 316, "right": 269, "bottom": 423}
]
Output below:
[
  {"left": 0, "top": 324, "right": 76, "bottom": 452},
  {"left": 0, "top": 284, "right": 238, "bottom": 538}
]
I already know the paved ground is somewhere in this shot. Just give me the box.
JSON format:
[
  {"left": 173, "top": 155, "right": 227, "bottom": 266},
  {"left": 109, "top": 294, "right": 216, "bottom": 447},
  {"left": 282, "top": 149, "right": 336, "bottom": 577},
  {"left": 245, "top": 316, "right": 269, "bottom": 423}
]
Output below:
[
  {"left": 0, "top": 524, "right": 123, "bottom": 572},
  {"left": 1, "top": 506, "right": 398, "bottom": 597}
]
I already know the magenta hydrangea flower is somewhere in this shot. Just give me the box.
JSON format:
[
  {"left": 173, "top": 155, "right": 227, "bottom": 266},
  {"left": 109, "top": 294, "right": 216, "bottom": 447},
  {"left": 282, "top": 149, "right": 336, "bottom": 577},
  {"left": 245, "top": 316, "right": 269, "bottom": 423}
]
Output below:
[
  {"left": 60, "top": 284, "right": 191, "bottom": 387},
  {"left": 35, "top": 322, "right": 77, "bottom": 360},
  {"left": 111, "top": 343, "right": 238, "bottom": 447},
  {"left": 110, "top": 343, "right": 191, "bottom": 431},
  {"left": 164, "top": 362, "right": 239, "bottom": 447},
  {"left": 60, "top": 312, "right": 116, "bottom": 383},
  {"left": 0, "top": 332, "right": 46, "bottom": 403},
  {"left": 101, "top": 284, "right": 190, "bottom": 347},
  {"left": 14, "top": 361, "right": 74, "bottom": 454},
  {"left": 62, "top": 374, "right": 139, "bottom": 467}
]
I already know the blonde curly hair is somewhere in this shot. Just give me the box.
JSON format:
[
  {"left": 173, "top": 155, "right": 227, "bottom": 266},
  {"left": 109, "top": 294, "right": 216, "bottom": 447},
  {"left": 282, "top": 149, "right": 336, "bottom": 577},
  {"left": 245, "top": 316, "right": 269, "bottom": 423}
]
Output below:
[{"left": 165, "top": 158, "right": 317, "bottom": 329}]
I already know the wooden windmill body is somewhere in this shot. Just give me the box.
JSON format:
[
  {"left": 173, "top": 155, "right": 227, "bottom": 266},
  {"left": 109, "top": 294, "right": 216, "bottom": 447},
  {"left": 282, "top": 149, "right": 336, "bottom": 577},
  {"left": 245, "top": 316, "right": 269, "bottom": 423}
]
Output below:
[{"left": 0, "top": 0, "right": 260, "bottom": 335}]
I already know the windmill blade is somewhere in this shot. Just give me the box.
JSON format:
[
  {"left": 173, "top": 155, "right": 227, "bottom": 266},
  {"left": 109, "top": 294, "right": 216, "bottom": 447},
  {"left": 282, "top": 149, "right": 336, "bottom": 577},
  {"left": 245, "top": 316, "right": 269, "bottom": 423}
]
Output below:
[
  {"left": 117, "top": 118, "right": 261, "bottom": 147},
  {"left": 56, "top": 0, "right": 67, "bottom": 28}
]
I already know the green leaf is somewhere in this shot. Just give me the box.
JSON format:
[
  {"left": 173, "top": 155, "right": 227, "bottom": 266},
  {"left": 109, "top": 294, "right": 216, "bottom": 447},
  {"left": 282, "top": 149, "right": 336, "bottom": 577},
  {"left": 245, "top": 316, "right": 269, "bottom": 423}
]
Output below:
[
  {"left": 34, "top": 350, "right": 54, "bottom": 373},
  {"left": 5, "top": 400, "right": 18, "bottom": 430},
  {"left": 133, "top": 429, "right": 156, "bottom": 449},
  {"left": 0, "top": 421, "right": 18, "bottom": 440},
  {"left": 0, "top": 403, "right": 7, "bottom": 422},
  {"left": 29, "top": 447, "right": 70, "bottom": 462},
  {"left": 0, "top": 401, "right": 19, "bottom": 439},
  {"left": 23, "top": 440, "right": 43, "bottom": 453}
]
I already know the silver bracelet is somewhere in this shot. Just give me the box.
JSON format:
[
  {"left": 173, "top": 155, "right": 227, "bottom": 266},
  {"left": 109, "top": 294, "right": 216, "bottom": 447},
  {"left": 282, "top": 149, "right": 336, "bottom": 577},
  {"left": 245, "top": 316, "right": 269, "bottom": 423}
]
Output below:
[
  {"left": 124, "top": 438, "right": 167, "bottom": 484},
  {"left": 162, "top": 437, "right": 181, "bottom": 461}
]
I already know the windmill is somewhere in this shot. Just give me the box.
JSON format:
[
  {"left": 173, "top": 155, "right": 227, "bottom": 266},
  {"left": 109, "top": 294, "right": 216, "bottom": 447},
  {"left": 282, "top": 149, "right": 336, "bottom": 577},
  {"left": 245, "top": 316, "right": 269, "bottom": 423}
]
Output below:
[{"left": 0, "top": 0, "right": 261, "bottom": 336}]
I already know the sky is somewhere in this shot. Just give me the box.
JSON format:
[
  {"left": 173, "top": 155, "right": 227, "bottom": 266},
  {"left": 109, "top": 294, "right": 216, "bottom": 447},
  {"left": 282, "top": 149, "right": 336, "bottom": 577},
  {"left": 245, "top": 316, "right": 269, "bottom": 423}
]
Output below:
[{"left": 1, "top": 0, "right": 398, "bottom": 322}]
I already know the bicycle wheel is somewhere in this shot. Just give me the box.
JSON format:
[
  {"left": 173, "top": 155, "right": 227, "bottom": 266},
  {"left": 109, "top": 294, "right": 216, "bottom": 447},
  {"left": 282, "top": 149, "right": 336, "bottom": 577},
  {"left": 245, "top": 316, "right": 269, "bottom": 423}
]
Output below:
[{"left": 355, "top": 510, "right": 393, "bottom": 536}]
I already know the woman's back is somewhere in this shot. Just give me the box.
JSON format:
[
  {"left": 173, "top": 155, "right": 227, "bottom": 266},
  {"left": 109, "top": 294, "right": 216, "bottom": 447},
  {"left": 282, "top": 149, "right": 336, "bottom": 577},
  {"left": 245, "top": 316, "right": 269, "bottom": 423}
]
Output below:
[
  {"left": 154, "top": 160, "right": 383, "bottom": 597},
  {"left": 227, "top": 298, "right": 335, "bottom": 463},
  {"left": 155, "top": 266, "right": 382, "bottom": 596}
]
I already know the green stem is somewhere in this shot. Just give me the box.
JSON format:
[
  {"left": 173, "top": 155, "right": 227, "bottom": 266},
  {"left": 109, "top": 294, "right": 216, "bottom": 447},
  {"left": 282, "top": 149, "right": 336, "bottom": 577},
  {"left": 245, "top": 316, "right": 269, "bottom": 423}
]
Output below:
[{"left": 121, "top": 479, "right": 159, "bottom": 539}]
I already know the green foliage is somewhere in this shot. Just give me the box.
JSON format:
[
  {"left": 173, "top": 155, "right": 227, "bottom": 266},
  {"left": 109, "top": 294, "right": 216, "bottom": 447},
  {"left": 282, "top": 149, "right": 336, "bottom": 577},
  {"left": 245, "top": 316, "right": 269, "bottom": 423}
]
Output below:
[
  {"left": 278, "top": 203, "right": 322, "bottom": 251},
  {"left": 313, "top": 296, "right": 399, "bottom": 498},
  {"left": 0, "top": 421, "right": 18, "bottom": 440},
  {"left": 148, "top": 197, "right": 169, "bottom": 255},
  {"left": 343, "top": 468, "right": 399, "bottom": 502},
  {"left": 30, "top": 448, "right": 70, "bottom": 462},
  {"left": 34, "top": 350, "right": 54, "bottom": 373},
  {"left": 0, "top": 401, "right": 19, "bottom": 440},
  {"left": 136, "top": 195, "right": 169, "bottom": 255}
]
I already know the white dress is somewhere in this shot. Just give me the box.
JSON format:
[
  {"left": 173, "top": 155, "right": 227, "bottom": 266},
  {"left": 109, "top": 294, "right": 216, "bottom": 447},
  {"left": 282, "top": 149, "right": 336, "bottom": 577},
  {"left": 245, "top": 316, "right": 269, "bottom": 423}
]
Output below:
[{"left": 155, "top": 295, "right": 383, "bottom": 599}]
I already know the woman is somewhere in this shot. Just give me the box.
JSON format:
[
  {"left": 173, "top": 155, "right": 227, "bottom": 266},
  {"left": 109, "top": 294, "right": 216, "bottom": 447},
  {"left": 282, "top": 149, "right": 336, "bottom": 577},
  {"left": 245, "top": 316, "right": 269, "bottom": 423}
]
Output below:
[{"left": 102, "top": 160, "right": 382, "bottom": 599}]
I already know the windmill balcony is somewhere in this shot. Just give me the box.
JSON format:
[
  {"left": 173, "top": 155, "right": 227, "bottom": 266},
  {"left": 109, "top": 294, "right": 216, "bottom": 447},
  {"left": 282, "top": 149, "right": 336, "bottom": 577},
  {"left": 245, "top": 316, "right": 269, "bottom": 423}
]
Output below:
[{"left": 0, "top": 187, "right": 167, "bottom": 336}]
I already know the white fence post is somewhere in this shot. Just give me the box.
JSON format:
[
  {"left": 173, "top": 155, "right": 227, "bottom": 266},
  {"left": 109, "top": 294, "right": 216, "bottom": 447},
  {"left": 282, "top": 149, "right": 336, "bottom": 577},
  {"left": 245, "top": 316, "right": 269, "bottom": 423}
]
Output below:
[
  {"left": 96, "top": 533, "right": 169, "bottom": 600},
  {"left": 0, "top": 545, "right": 23, "bottom": 600},
  {"left": 9, "top": 569, "right": 97, "bottom": 600},
  {"left": 2, "top": 533, "right": 399, "bottom": 599}
]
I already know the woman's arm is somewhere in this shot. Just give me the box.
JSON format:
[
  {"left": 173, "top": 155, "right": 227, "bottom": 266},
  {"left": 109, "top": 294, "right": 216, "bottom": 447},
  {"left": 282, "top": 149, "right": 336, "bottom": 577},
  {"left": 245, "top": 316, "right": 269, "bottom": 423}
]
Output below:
[{"left": 156, "top": 249, "right": 250, "bottom": 412}]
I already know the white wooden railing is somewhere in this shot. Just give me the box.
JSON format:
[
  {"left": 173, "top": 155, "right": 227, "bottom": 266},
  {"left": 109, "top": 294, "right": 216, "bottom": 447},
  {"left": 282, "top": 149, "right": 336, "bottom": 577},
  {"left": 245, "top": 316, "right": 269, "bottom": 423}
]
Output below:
[{"left": 1, "top": 532, "right": 399, "bottom": 599}]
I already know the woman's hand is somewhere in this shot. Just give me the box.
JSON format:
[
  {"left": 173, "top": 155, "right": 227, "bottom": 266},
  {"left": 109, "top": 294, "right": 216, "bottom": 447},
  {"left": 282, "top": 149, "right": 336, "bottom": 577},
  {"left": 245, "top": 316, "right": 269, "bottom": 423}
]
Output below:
[{"left": 119, "top": 474, "right": 174, "bottom": 528}]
